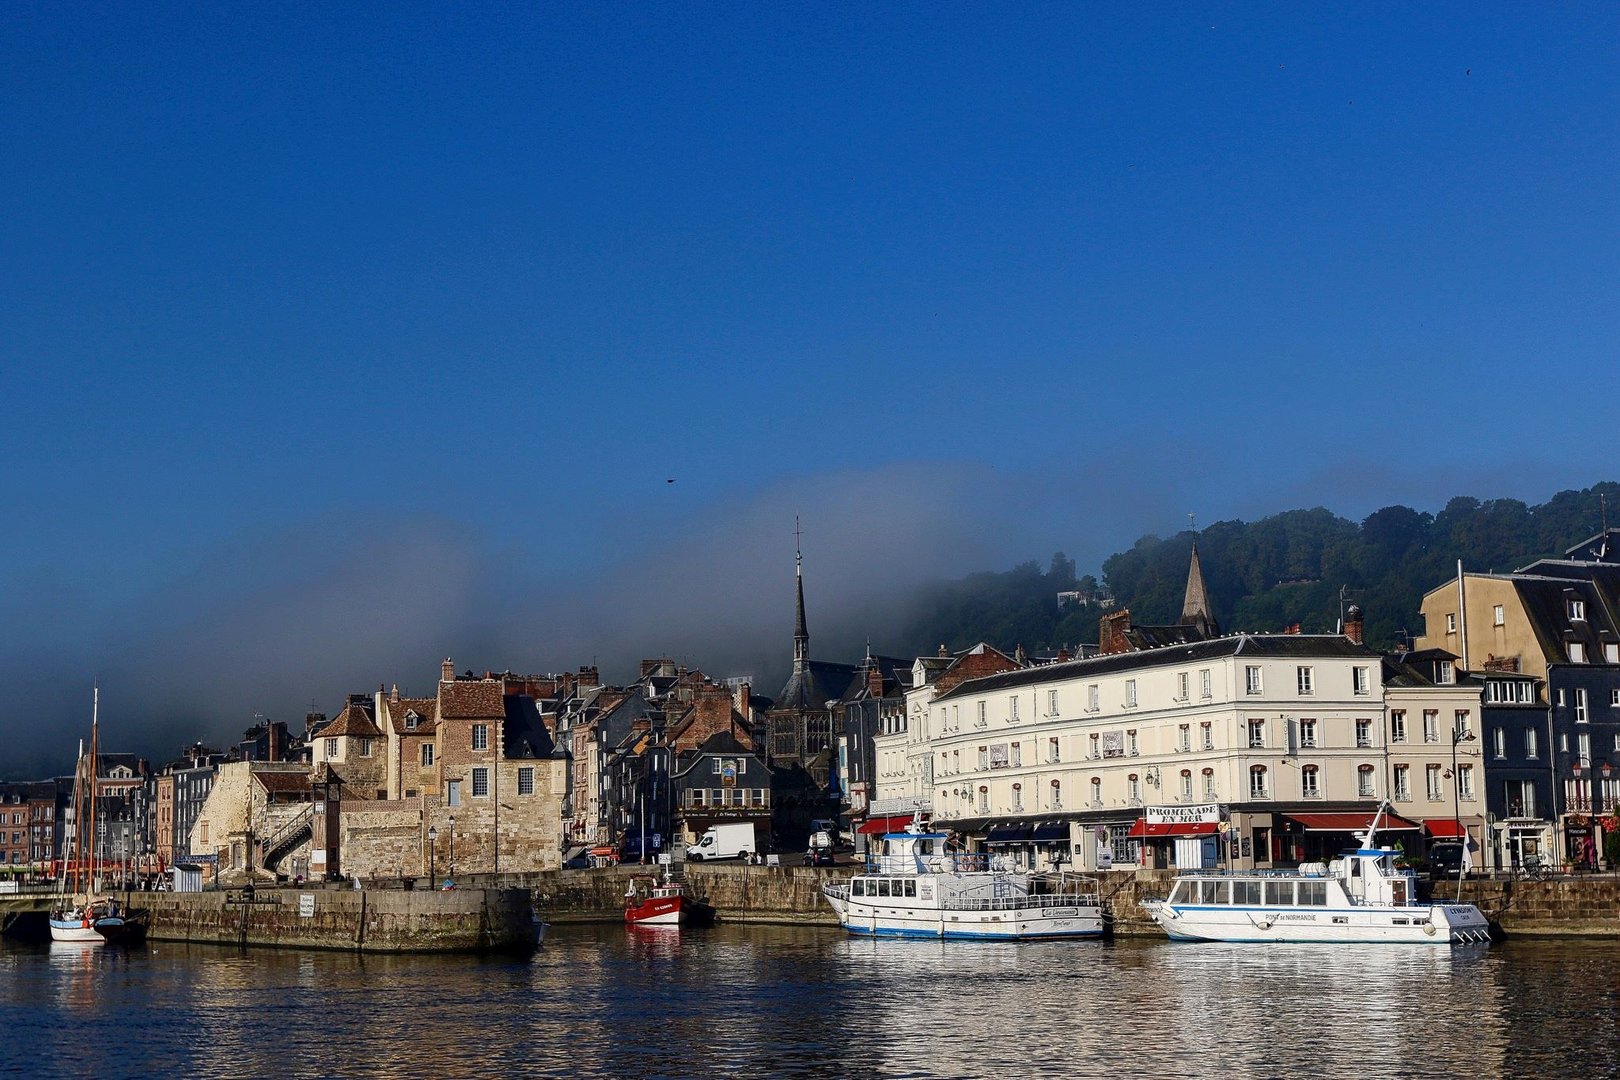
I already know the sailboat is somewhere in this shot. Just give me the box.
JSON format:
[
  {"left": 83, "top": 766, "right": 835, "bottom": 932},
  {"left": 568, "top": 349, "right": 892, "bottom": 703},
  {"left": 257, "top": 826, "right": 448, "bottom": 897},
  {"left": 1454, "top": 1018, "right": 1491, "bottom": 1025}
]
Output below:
[{"left": 49, "top": 689, "right": 143, "bottom": 945}]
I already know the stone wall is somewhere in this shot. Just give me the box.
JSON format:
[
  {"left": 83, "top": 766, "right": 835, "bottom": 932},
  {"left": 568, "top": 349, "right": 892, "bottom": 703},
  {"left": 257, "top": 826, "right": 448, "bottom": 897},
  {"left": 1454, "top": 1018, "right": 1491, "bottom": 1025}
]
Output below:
[
  {"left": 138, "top": 886, "right": 535, "bottom": 952},
  {"left": 339, "top": 800, "right": 428, "bottom": 881},
  {"left": 527, "top": 864, "right": 846, "bottom": 925}
]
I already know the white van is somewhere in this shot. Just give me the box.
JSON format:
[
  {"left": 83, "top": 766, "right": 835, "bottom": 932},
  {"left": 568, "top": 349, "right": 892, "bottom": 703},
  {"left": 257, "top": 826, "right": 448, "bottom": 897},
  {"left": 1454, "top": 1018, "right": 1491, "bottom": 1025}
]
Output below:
[{"left": 687, "top": 821, "right": 756, "bottom": 861}]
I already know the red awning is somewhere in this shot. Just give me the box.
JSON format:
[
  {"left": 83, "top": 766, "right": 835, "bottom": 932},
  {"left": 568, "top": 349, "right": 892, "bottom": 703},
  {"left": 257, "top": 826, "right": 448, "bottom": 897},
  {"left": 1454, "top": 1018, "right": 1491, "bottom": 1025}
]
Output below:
[
  {"left": 1425, "top": 819, "right": 1468, "bottom": 838},
  {"left": 1286, "top": 812, "right": 1421, "bottom": 832},
  {"left": 1126, "top": 820, "right": 1220, "bottom": 839},
  {"left": 858, "top": 814, "right": 920, "bottom": 835}
]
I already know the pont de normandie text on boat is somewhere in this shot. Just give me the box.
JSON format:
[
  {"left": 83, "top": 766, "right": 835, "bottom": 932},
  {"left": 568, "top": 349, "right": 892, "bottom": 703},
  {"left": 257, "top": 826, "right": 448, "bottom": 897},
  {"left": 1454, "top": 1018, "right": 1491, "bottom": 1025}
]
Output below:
[{"left": 4, "top": 530, "right": 1618, "bottom": 912}]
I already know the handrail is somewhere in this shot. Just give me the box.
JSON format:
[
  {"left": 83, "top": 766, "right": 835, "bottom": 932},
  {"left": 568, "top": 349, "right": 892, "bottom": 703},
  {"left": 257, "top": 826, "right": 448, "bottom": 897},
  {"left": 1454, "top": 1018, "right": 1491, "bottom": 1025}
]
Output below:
[{"left": 263, "top": 804, "right": 316, "bottom": 858}]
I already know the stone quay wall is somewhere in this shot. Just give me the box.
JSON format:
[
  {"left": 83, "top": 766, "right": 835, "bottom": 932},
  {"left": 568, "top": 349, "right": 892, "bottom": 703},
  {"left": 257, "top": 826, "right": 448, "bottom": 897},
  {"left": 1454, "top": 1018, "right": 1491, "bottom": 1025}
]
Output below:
[{"left": 138, "top": 886, "right": 536, "bottom": 953}]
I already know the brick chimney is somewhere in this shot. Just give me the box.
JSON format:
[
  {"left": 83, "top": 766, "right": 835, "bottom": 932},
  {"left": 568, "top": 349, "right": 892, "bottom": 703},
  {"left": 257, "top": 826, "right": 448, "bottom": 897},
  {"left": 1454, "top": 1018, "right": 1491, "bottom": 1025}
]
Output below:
[
  {"left": 867, "top": 664, "right": 884, "bottom": 698},
  {"left": 1099, "top": 609, "right": 1133, "bottom": 656},
  {"left": 1344, "top": 605, "right": 1364, "bottom": 646},
  {"left": 441, "top": 657, "right": 455, "bottom": 682}
]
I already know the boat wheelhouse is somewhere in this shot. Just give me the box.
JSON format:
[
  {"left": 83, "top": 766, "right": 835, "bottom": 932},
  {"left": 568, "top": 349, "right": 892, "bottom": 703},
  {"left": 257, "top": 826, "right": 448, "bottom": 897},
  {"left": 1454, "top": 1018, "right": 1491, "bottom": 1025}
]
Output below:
[{"left": 821, "top": 819, "right": 1105, "bottom": 940}]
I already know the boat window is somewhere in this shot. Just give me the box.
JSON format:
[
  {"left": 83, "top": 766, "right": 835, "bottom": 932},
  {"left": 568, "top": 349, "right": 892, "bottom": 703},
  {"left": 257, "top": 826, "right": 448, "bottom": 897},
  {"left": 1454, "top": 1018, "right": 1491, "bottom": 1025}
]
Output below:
[
  {"left": 1234, "top": 880, "right": 1262, "bottom": 905},
  {"left": 1204, "top": 880, "right": 1230, "bottom": 904},
  {"left": 1168, "top": 881, "right": 1187, "bottom": 904},
  {"left": 1298, "top": 881, "right": 1327, "bottom": 906},
  {"left": 878, "top": 879, "right": 892, "bottom": 897},
  {"left": 904, "top": 880, "right": 917, "bottom": 898},
  {"left": 1265, "top": 881, "right": 1294, "bottom": 906}
]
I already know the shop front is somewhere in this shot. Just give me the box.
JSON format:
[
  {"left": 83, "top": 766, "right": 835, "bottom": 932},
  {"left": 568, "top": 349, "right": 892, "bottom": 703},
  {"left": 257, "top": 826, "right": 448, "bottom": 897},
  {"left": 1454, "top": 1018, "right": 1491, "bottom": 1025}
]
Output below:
[{"left": 1282, "top": 810, "right": 1422, "bottom": 865}]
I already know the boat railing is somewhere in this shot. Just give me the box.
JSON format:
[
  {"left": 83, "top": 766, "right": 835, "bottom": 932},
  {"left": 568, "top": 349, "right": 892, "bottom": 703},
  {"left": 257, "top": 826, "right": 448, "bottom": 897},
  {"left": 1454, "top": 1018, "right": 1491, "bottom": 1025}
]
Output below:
[
  {"left": 1170, "top": 867, "right": 1331, "bottom": 879},
  {"left": 823, "top": 883, "right": 851, "bottom": 900},
  {"left": 864, "top": 853, "right": 991, "bottom": 874},
  {"left": 941, "top": 892, "right": 1099, "bottom": 912}
]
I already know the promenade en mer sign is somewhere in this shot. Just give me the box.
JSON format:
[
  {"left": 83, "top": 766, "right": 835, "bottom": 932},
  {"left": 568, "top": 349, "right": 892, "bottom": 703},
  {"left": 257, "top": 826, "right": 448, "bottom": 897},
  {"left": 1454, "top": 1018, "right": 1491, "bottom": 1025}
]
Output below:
[{"left": 1145, "top": 803, "right": 1221, "bottom": 824}]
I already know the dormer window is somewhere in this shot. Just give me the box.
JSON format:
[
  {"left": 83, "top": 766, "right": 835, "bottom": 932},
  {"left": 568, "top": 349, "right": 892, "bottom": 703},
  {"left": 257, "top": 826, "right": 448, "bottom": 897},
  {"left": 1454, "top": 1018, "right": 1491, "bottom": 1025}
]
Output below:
[
  {"left": 1569, "top": 642, "right": 1587, "bottom": 664},
  {"left": 1437, "top": 660, "right": 1454, "bottom": 685},
  {"left": 405, "top": 711, "right": 419, "bottom": 731},
  {"left": 1569, "top": 598, "right": 1586, "bottom": 621}
]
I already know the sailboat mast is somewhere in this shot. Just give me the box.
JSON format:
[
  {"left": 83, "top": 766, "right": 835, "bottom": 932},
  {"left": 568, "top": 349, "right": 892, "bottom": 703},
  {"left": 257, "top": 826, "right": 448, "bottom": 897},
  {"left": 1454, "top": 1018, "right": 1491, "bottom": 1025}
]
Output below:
[
  {"left": 70, "top": 737, "right": 85, "bottom": 895},
  {"left": 87, "top": 688, "right": 100, "bottom": 893}
]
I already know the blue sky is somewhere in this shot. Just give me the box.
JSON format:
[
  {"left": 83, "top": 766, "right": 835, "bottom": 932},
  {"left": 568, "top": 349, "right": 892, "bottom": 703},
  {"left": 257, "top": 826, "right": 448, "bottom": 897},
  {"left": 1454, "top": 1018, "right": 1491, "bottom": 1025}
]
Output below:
[{"left": 2, "top": 5, "right": 1616, "bottom": 768}]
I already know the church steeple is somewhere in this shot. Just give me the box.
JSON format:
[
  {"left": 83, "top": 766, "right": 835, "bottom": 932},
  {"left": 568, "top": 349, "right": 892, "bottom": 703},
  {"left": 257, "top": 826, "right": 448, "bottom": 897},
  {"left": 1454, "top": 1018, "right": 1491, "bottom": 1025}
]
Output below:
[
  {"left": 793, "top": 517, "right": 809, "bottom": 668},
  {"left": 1181, "top": 542, "right": 1219, "bottom": 637}
]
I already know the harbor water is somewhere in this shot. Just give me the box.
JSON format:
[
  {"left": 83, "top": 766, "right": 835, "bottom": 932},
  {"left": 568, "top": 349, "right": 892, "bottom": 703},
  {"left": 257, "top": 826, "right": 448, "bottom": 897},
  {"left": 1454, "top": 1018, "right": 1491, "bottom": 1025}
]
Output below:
[{"left": 3, "top": 926, "right": 1619, "bottom": 1078}]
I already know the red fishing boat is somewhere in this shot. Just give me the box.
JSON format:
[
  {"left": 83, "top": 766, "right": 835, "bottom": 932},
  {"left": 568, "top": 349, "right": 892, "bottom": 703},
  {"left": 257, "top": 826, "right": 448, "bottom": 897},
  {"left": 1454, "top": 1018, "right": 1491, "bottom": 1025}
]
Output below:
[{"left": 624, "top": 870, "right": 716, "bottom": 927}]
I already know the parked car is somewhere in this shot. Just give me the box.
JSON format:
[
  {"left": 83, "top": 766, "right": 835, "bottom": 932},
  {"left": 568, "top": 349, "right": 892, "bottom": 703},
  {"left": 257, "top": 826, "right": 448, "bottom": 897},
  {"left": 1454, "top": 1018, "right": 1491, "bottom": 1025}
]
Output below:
[
  {"left": 1428, "top": 841, "right": 1467, "bottom": 879},
  {"left": 803, "top": 846, "right": 834, "bottom": 867}
]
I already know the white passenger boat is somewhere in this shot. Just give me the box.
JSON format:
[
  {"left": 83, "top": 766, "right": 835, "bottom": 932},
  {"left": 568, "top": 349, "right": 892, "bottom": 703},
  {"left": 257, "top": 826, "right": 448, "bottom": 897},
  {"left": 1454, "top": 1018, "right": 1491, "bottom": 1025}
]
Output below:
[
  {"left": 1144, "top": 804, "right": 1494, "bottom": 945},
  {"left": 821, "top": 818, "right": 1105, "bottom": 941}
]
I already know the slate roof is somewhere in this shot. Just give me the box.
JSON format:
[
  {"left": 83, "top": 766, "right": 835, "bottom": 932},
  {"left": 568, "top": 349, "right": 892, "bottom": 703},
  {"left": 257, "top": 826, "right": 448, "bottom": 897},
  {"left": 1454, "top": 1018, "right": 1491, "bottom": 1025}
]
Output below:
[
  {"left": 934, "top": 634, "right": 1379, "bottom": 701},
  {"left": 772, "top": 659, "right": 858, "bottom": 713},
  {"left": 503, "top": 695, "right": 557, "bottom": 760}
]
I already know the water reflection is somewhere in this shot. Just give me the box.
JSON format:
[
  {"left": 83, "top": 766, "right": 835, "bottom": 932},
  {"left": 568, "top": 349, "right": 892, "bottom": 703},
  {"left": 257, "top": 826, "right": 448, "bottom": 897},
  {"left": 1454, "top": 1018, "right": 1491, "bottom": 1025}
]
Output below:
[{"left": 2, "top": 930, "right": 1619, "bottom": 1078}]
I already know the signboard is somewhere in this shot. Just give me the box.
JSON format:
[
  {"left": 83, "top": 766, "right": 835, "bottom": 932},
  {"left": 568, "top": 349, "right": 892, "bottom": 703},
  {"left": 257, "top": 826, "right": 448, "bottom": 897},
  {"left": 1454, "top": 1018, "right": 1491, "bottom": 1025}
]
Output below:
[
  {"left": 988, "top": 744, "right": 1009, "bottom": 769},
  {"left": 1100, "top": 731, "right": 1125, "bottom": 758},
  {"left": 1146, "top": 803, "right": 1222, "bottom": 824},
  {"left": 721, "top": 761, "right": 737, "bottom": 787},
  {"left": 299, "top": 893, "right": 315, "bottom": 918}
]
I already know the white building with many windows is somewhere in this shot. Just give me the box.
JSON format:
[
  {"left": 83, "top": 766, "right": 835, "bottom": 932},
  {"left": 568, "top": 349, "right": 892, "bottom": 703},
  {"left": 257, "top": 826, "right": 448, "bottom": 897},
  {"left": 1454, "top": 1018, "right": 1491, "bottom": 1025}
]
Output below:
[{"left": 874, "top": 630, "right": 1484, "bottom": 871}]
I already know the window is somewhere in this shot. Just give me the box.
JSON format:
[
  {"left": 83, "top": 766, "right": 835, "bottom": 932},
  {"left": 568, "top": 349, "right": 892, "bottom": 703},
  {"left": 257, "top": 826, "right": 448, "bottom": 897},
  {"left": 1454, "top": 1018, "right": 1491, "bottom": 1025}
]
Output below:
[
  {"left": 1128, "top": 774, "right": 1141, "bottom": 802},
  {"left": 447, "top": 779, "right": 462, "bottom": 806},
  {"left": 1437, "top": 660, "right": 1454, "bottom": 685},
  {"left": 1051, "top": 779, "right": 1062, "bottom": 810},
  {"left": 1358, "top": 764, "right": 1376, "bottom": 798},
  {"left": 1493, "top": 727, "right": 1505, "bottom": 759},
  {"left": 1087, "top": 778, "right": 1100, "bottom": 807},
  {"left": 1454, "top": 710, "right": 1472, "bottom": 737},
  {"left": 1446, "top": 613, "right": 1457, "bottom": 634},
  {"left": 1200, "top": 669, "right": 1212, "bottom": 700},
  {"left": 1297, "top": 667, "right": 1314, "bottom": 696},
  {"left": 1608, "top": 644, "right": 1620, "bottom": 665},
  {"left": 1353, "top": 666, "right": 1369, "bottom": 696},
  {"left": 1390, "top": 710, "right": 1407, "bottom": 743},
  {"left": 1299, "top": 719, "right": 1317, "bottom": 749},
  {"left": 1355, "top": 719, "right": 1373, "bottom": 748},
  {"left": 1425, "top": 765, "right": 1443, "bottom": 801},
  {"left": 1178, "top": 724, "right": 1191, "bottom": 752},
  {"left": 1127, "top": 729, "right": 1139, "bottom": 756},
  {"left": 472, "top": 724, "right": 489, "bottom": 751},
  {"left": 978, "top": 746, "right": 989, "bottom": 771},
  {"left": 1526, "top": 728, "right": 1538, "bottom": 759},
  {"left": 1047, "top": 690, "right": 1058, "bottom": 716},
  {"left": 1201, "top": 722, "right": 1213, "bottom": 750},
  {"left": 1301, "top": 765, "right": 1321, "bottom": 798},
  {"left": 1087, "top": 685, "right": 1099, "bottom": 712},
  {"left": 1570, "top": 642, "right": 1587, "bottom": 664},
  {"left": 1570, "top": 598, "right": 1587, "bottom": 621},
  {"left": 1011, "top": 783, "right": 1022, "bottom": 811},
  {"left": 1575, "top": 690, "right": 1589, "bottom": 723},
  {"left": 1179, "top": 770, "right": 1193, "bottom": 798},
  {"left": 1393, "top": 764, "right": 1411, "bottom": 801},
  {"left": 1493, "top": 604, "right": 1505, "bottom": 626},
  {"left": 1202, "top": 768, "right": 1217, "bottom": 798},
  {"left": 1247, "top": 719, "right": 1266, "bottom": 748},
  {"left": 1249, "top": 766, "right": 1268, "bottom": 799},
  {"left": 1558, "top": 689, "right": 1567, "bottom": 707},
  {"left": 358, "top": 738, "right": 373, "bottom": 758},
  {"left": 951, "top": 705, "right": 959, "bottom": 729},
  {"left": 978, "top": 786, "right": 988, "bottom": 813},
  {"left": 1245, "top": 666, "right": 1262, "bottom": 695},
  {"left": 1011, "top": 742, "right": 1022, "bottom": 767},
  {"left": 1177, "top": 673, "right": 1189, "bottom": 701},
  {"left": 1423, "top": 710, "right": 1439, "bottom": 743},
  {"left": 1049, "top": 737, "right": 1060, "bottom": 764},
  {"left": 324, "top": 738, "right": 337, "bottom": 758},
  {"left": 1458, "top": 764, "right": 1474, "bottom": 801},
  {"left": 1088, "top": 733, "right": 1100, "bottom": 759},
  {"left": 1578, "top": 732, "right": 1591, "bottom": 764},
  {"left": 1125, "top": 680, "right": 1138, "bottom": 708},
  {"left": 421, "top": 744, "right": 434, "bottom": 767},
  {"left": 1009, "top": 696, "right": 1020, "bottom": 722}
]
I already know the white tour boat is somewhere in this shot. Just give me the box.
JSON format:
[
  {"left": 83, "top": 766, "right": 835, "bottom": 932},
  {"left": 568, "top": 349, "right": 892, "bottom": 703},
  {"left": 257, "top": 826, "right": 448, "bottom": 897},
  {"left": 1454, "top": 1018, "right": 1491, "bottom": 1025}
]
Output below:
[
  {"left": 821, "top": 818, "right": 1105, "bottom": 941},
  {"left": 1144, "top": 804, "right": 1494, "bottom": 945}
]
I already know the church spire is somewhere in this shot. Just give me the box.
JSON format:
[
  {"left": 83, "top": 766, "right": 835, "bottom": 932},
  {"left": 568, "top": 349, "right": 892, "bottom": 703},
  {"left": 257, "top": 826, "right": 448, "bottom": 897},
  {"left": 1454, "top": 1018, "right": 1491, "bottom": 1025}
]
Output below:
[
  {"left": 793, "top": 517, "right": 809, "bottom": 668},
  {"left": 1181, "top": 541, "right": 1219, "bottom": 637}
]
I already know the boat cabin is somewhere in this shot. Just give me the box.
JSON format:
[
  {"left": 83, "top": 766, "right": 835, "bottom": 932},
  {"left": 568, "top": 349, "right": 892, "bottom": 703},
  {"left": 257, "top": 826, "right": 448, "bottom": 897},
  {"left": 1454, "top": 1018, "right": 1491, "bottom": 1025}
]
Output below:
[{"left": 1166, "top": 846, "right": 1419, "bottom": 909}]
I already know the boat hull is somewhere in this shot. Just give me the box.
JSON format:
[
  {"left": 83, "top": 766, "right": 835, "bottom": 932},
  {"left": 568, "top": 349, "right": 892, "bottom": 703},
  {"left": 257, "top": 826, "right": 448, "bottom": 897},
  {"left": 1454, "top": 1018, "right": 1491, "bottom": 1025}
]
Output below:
[
  {"left": 625, "top": 896, "right": 717, "bottom": 927},
  {"left": 827, "top": 893, "right": 1105, "bottom": 941},
  {"left": 1148, "top": 902, "right": 1493, "bottom": 945},
  {"left": 49, "top": 918, "right": 104, "bottom": 944}
]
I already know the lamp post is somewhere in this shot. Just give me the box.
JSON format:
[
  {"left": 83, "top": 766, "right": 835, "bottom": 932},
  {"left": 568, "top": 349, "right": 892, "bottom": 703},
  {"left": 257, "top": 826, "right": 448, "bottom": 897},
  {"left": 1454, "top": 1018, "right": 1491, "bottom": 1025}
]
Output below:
[
  {"left": 1452, "top": 727, "right": 1476, "bottom": 900},
  {"left": 428, "top": 826, "right": 438, "bottom": 889},
  {"left": 447, "top": 815, "right": 455, "bottom": 882}
]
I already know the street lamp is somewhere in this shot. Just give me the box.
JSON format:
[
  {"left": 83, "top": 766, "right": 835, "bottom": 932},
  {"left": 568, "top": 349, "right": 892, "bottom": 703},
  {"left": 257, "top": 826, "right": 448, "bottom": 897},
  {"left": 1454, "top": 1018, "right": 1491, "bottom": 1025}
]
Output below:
[
  {"left": 447, "top": 815, "right": 455, "bottom": 882},
  {"left": 1452, "top": 727, "right": 1476, "bottom": 900},
  {"left": 428, "top": 826, "right": 438, "bottom": 889}
]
